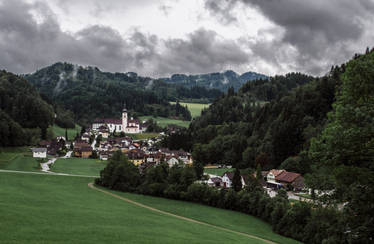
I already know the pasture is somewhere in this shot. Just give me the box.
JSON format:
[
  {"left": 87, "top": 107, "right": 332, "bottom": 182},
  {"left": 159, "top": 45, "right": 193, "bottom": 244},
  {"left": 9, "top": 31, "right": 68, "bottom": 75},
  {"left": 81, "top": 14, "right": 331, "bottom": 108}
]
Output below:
[
  {"left": 51, "top": 124, "right": 82, "bottom": 140},
  {"left": 140, "top": 116, "right": 190, "bottom": 128},
  {"left": 52, "top": 157, "right": 106, "bottom": 176},
  {"left": 170, "top": 102, "right": 210, "bottom": 118},
  {"left": 1, "top": 172, "right": 279, "bottom": 244}
]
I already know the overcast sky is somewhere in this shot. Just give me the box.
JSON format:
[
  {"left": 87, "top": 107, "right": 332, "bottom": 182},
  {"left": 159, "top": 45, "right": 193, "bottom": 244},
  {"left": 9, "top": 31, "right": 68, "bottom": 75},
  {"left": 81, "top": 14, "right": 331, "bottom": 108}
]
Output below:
[{"left": 0, "top": 0, "right": 373, "bottom": 77}]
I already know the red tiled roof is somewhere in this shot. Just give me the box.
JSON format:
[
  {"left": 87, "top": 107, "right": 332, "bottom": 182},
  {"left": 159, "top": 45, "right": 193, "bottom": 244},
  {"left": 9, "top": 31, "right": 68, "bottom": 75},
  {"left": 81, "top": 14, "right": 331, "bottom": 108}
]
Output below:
[
  {"left": 275, "top": 171, "right": 301, "bottom": 183},
  {"left": 269, "top": 169, "right": 286, "bottom": 177}
]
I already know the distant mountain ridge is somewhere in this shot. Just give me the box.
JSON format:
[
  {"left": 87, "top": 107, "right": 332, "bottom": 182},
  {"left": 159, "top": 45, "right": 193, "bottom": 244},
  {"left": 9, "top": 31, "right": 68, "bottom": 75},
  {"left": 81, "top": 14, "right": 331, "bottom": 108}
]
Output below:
[{"left": 160, "top": 70, "right": 268, "bottom": 91}]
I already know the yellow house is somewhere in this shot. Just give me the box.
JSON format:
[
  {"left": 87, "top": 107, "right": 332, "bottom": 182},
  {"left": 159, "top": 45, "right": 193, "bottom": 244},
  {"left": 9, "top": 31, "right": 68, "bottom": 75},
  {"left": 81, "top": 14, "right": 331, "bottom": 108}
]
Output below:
[{"left": 130, "top": 159, "right": 144, "bottom": 166}]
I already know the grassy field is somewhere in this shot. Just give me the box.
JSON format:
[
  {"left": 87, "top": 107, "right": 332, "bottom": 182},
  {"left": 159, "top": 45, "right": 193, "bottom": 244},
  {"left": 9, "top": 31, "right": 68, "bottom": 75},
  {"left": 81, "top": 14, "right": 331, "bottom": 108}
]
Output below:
[
  {"left": 204, "top": 168, "right": 235, "bottom": 176},
  {"left": 0, "top": 147, "right": 40, "bottom": 172},
  {"left": 128, "top": 132, "right": 160, "bottom": 140},
  {"left": 140, "top": 116, "right": 190, "bottom": 128},
  {"left": 170, "top": 102, "right": 210, "bottom": 118},
  {"left": 0, "top": 147, "right": 298, "bottom": 243},
  {"left": 111, "top": 189, "right": 299, "bottom": 244},
  {"left": 52, "top": 158, "right": 106, "bottom": 176},
  {"left": 51, "top": 124, "right": 82, "bottom": 140},
  {"left": 0, "top": 172, "right": 278, "bottom": 244}
]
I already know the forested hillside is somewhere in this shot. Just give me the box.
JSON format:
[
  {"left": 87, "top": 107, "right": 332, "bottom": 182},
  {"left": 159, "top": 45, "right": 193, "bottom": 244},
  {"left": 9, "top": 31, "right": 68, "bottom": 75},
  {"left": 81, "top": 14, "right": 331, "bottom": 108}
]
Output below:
[
  {"left": 161, "top": 70, "right": 268, "bottom": 92},
  {"left": 25, "top": 62, "right": 214, "bottom": 125},
  {"left": 162, "top": 71, "right": 337, "bottom": 172},
  {"left": 0, "top": 70, "right": 54, "bottom": 146}
]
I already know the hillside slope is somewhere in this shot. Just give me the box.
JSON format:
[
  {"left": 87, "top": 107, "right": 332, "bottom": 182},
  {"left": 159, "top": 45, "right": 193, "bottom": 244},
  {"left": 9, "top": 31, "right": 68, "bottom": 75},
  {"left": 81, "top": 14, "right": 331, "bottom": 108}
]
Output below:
[
  {"left": 0, "top": 70, "right": 54, "bottom": 146},
  {"left": 25, "top": 62, "right": 194, "bottom": 124},
  {"left": 161, "top": 70, "right": 268, "bottom": 92}
]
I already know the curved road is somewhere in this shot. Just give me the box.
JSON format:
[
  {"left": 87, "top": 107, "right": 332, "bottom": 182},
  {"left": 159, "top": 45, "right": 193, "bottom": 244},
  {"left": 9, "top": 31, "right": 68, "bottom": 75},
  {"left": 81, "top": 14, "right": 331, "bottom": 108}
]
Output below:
[{"left": 88, "top": 183, "right": 276, "bottom": 244}]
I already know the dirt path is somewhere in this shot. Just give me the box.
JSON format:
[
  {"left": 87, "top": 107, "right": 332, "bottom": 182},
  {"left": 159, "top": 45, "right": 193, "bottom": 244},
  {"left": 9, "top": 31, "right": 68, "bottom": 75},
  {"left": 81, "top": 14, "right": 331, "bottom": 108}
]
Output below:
[{"left": 88, "top": 183, "right": 277, "bottom": 244}]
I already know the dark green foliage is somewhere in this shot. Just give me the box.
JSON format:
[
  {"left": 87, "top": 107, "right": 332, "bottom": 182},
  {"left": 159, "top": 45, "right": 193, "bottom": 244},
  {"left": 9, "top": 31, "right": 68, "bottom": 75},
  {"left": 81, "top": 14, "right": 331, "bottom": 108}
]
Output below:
[
  {"left": 0, "top": 70, "right": 54, "bottom": 146},
  {"left": 54, "top": 106, "right": 75, "bottom": 129},
  {"left": 96, "top": 150, "right": 141, "bottom": 191},
  {"left": 186, "top": 72, "right": 336, "bottom": 170},
  {"left": 308, "top": 50, "right": 374, "bottom": 242},
  {"left": 232, "top": 168, "right": 242, "bottom": 192},
  {"left": 96, "top": 150, "right": 349, "bottom": 243},
  {"left": 26, "top": 62, "right": 214, "bottom": 125},
  {"left": 162, "top": 70, "right": 268, "bottom": 92},
  {"left": 145, "top": 118, "right": 163, "bottom": 132}
]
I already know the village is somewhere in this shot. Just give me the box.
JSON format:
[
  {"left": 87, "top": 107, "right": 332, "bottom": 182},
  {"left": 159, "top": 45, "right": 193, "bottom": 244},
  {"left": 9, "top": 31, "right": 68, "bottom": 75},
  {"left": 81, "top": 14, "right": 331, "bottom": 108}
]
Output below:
[{"left": 30, "top": 104, "right": 307, "bottom": 200}]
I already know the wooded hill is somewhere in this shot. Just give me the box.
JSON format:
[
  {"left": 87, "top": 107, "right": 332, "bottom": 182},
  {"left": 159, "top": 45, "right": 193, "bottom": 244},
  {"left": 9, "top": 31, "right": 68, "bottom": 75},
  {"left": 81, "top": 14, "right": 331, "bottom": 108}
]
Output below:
[
  {"left": 0, "top": 70, "right": 54, "bottom": 146},
  {"left": 162, "top": 70, "right": 336, "bottom": 172},
  {"left": 161, "top": 70, "right": 268, "bottom": 92},
  {"left": 25, "top": 62, "right": 224, "bottom": 125}
]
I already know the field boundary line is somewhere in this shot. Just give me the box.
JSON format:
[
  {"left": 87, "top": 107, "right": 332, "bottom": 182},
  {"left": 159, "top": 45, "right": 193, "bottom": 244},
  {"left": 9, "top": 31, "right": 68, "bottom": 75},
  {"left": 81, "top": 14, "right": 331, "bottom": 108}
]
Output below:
[{"left": 88, "top": 183, "right": 276, "bottom": 244}]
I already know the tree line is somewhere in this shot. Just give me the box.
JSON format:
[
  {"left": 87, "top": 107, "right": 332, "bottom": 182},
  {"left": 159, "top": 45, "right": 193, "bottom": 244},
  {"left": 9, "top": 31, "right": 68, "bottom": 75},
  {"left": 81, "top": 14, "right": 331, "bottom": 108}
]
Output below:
[
  {"left": 96, "top": 151, "right": 349, "bottom": 244},
  {"left": 0, "top": 70, "right": 54, "bottom": 146}
]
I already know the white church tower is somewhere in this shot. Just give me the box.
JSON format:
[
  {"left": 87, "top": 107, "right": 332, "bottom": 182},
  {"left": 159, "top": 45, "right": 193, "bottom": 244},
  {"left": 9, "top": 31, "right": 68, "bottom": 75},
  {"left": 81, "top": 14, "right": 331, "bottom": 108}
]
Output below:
[{"left": 122, "top": 104, "right": 128, "bottom": 132}]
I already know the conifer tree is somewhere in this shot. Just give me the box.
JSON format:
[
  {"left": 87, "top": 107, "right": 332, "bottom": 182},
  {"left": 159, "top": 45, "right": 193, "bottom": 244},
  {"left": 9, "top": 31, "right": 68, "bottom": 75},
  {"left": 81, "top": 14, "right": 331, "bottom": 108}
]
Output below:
[
  {"left": 308, "top": 51, "right": 374, "bottom": 241},
  {"left": 232, "top": 168, "right": 242, "bottom": 192}
]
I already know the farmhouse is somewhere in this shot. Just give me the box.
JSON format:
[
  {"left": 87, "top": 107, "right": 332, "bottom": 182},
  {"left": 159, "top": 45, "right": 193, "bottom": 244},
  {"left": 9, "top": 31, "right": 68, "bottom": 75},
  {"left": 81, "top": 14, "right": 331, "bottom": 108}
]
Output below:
[
  {"left": 266, "top": 169, "right": 304, "bottom": 190},
  {"left": 73, "top": 142, "right": 93, "bottom": 158},
  {"left": 92, "top": 105, "right": 144, "bottom": 134},
  {"left": 222, "top": 171, "right": 246, "bottom": 188},
  {"left": 32, "top": 148, "right": 47, "bottom": 158}
]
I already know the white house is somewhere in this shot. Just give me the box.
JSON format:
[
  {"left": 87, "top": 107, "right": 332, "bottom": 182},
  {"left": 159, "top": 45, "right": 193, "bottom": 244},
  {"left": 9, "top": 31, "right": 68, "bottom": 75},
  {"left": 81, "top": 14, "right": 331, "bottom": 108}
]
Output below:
[
  {"left": 167, "top": 157, "right": 179, "bottom": 167},
  {"left": 32, "top": 148, "right": 47, "bottom": 158},
  {"left": 207, "top": 176, "right": 223, "bottom": 187},
  {"left": 222, "top": 171, "right": 246, "bottom": 188}
]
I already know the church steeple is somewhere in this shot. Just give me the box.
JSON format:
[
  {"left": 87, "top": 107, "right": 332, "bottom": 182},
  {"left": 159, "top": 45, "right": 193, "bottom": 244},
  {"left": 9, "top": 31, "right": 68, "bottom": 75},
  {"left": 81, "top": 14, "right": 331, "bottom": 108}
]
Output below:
[
  {"left": 122, "top": 103, "right": 127, "bottom": 112},
  {"left": 122, "top": 103, "right": 127, "bottom": 132}
]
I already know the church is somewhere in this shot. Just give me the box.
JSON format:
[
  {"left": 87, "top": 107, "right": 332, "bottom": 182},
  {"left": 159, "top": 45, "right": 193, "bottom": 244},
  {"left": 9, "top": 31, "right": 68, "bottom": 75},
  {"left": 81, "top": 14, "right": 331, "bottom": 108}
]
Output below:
[{"left": 92, "top": 105, "right": 142, "bottom": 134}]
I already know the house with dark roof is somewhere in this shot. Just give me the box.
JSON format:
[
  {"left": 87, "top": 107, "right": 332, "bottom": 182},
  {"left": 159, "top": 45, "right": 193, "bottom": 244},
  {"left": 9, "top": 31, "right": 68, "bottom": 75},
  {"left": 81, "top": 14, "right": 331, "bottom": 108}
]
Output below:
[
  {"left": 207, "top": 177, "right": 223, "bottom": 187},
  {"left": 266, "top": 169, "right": 305, "bottom": 191}
]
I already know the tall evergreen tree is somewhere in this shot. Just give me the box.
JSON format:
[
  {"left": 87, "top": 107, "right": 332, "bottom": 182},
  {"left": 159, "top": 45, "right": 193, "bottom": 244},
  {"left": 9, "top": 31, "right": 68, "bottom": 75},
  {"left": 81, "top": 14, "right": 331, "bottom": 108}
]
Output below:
[
  {"left": 232, "top": 168, "right": 242, "bottom": 192},
  {"left": 308, "top": 51, "right": 374, "bottom": 241}
]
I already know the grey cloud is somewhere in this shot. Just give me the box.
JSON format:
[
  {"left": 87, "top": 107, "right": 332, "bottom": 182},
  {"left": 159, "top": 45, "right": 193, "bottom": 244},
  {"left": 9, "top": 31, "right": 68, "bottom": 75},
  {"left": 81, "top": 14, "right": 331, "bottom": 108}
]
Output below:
[
  {"left": 0, "top": 0, "right": 252, "bottom": 77},
  {"left": 205, "top": 0, "right": 374, "bottom": 75},
  {"left": 155, "top": 29, "right": 250, "bottom": 76},
  {"left": 204, "top": 0, "right": 238, "bottom": 24}
]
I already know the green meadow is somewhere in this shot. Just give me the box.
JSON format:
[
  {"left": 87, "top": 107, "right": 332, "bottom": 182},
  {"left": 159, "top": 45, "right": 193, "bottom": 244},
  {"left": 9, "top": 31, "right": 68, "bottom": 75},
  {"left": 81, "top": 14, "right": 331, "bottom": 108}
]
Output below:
[
  {"left": 204, "top": 168, "right": 235, "bottom": 176},
  {"left": 140, "top": 116, "right": 190, "bottom": 128},
  {"left": 128, "top": 132, "right": 160, "bottom": 140},
  {"left": 0, "top": 149, "right": 298, "bottom": 244},
  {"left": 52, "top": 157, "right": 106, "bottom": 176},
  {"left": 0, "top": 147, "right": 40, "bottom": 172},
  {"left": 51, "top": 124, "right": 82, "bottom": 140},
  {"left": 170, "top": 102, "right": 210, "bottom": 118},
  {"left": 1, "top": 172, "right": 272, "bottom": 244}
]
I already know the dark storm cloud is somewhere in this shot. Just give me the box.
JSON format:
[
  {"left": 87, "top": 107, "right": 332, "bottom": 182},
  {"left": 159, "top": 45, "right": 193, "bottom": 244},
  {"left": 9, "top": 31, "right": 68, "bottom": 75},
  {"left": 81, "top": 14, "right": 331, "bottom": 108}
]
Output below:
[
  {"left": 205, "top": 0, "right": 374, "bottom": 75},
  {"left": 0, "top": 0, "right": 252, "bottom": 76},
  {"left": 156, "top": 28, "right": 250, "bottom": 76}
]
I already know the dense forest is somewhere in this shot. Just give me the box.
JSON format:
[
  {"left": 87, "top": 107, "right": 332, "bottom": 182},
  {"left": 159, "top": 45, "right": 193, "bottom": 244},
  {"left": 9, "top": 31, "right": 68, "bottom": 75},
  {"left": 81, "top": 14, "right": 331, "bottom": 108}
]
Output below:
[
  {"left": 25, "top": 63, "right": 224, "bottom": 125},
  {"left": 100, "top": 48, "right": 374, "bottom": 243},
  {"left": 162, "top": 71, "right": 329, "bottom": 172},
  {"left": 161, "top": 70, "right": 268, "bottom": 92},
  {"left": 0, "top": 70, "right": 54, "bottom": 146}
]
